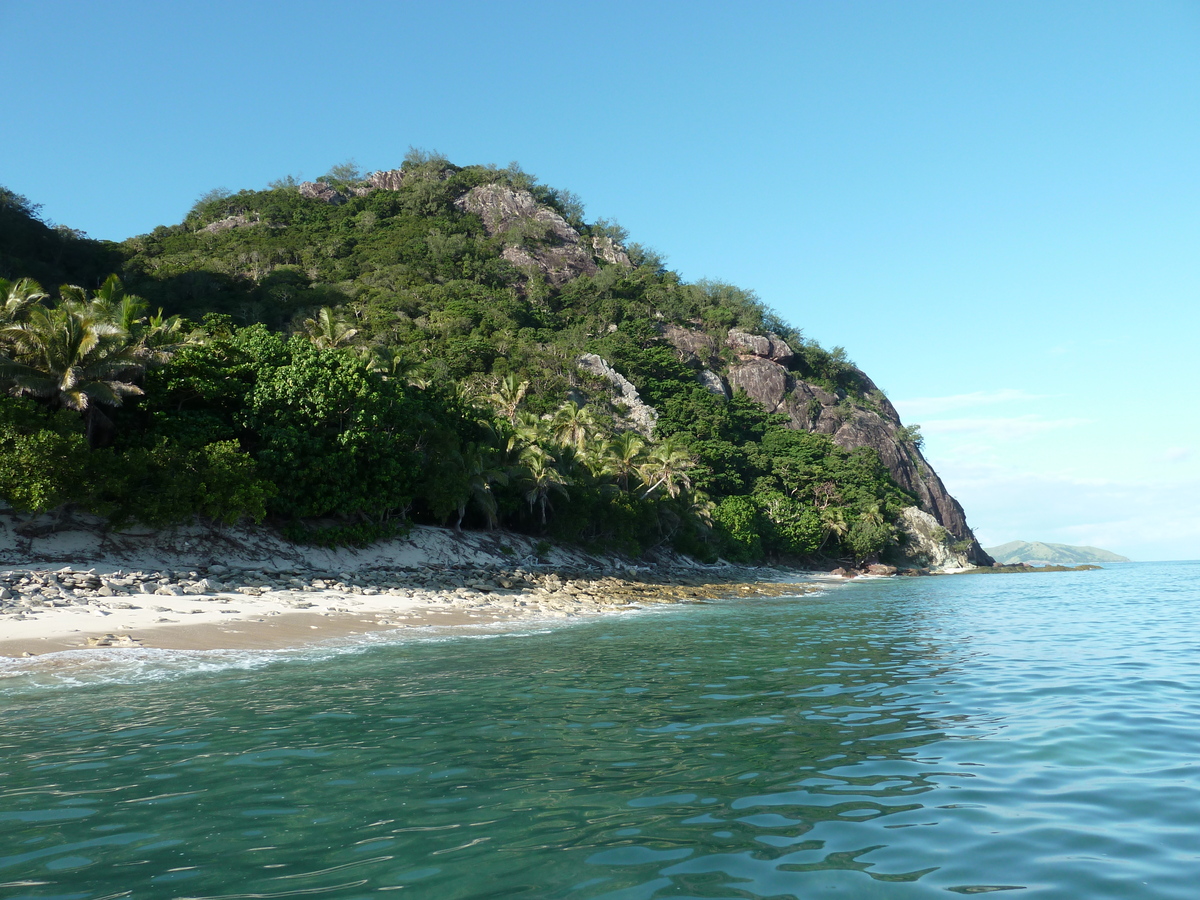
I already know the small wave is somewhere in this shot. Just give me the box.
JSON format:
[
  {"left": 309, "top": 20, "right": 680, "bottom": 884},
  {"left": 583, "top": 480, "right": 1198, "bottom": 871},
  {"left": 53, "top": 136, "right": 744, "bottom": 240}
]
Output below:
[
  {"left": 0, "top": 645, "right": 334, "bottom": 693},
  {"left": 0, "top": 587, "right": 827, "bottom": 694},
  {"left": 0, "top": 604, "right": 644, "bottom": 693}
]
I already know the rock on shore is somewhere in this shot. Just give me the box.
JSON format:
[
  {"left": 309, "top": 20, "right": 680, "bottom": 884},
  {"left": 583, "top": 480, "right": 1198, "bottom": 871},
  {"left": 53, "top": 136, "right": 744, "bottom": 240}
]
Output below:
[{"left": 0, "top": 558, "right": 825, "bottom": 657}]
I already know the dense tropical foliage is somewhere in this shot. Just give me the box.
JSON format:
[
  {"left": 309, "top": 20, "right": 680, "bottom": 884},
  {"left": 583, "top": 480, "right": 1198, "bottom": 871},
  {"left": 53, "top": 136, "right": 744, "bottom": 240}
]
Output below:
[{"left": 0, "top": 154, "right": 916, "bottom": 562}]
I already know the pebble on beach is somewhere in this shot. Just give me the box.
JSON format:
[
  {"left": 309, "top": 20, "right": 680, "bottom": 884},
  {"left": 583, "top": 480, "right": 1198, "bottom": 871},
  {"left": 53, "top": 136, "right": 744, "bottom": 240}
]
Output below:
[{"left": 0, "top": 561, "right": 827, "bottom": 655}]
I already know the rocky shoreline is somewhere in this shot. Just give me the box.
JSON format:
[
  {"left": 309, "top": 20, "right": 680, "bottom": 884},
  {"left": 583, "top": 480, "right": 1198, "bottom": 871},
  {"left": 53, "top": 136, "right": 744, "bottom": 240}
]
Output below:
[
  {"left": 0, "top": 512, "right": 1099, "bottom": 660},
  {"left": 0, "top": 561, "right": 827, "bottom": 658}
]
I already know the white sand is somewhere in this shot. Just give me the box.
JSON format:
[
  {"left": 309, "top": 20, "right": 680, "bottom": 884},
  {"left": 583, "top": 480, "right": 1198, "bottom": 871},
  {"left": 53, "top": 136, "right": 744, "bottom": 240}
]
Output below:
[
  {"left": 0, "top": 575, "right": 620, "bottom": 657},
  {"left": 0, "top": 508, "right": 832, "bottom": 659}
]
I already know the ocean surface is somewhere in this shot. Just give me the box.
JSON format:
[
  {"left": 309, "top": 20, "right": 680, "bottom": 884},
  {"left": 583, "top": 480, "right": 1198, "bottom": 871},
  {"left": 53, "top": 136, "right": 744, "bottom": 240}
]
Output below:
[{"left": 2, "top": 560, "right": 1198, "bottom": 899}]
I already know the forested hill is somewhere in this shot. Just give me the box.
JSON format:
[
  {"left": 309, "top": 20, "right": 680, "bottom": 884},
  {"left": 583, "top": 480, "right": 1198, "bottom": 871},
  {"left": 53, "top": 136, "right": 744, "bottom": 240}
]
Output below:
[
  {"left": 986, "top": 541, "right": 1130, "bottom": 566},
  {"left": 0, "top": 155, "right": 992, "bottom": 567}
]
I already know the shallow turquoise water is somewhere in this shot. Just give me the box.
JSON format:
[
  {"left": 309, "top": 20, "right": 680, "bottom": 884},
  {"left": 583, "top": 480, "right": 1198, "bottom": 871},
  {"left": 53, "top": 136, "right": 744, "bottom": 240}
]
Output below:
[{"left": 2, "top": 561, "right": 1198, "bottom": 899}]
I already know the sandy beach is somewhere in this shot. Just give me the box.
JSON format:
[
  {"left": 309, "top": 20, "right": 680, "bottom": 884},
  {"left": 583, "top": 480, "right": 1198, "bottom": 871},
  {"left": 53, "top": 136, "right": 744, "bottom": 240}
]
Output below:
[
  {"left": 0, "top": 560, "right": 831, "bottom": 659},
  {"left": 0, "top": 509, "right": 844, "bottom": 659}
]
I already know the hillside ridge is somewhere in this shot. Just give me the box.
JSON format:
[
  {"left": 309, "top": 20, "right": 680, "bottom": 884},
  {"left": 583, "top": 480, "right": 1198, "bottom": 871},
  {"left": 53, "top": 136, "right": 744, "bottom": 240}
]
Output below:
[
  {"left": 0, "top": 157, "right": 991, "bottom": 568},
  {"left": 986, "top": 541, "right": 1130, "bottom": 565}
]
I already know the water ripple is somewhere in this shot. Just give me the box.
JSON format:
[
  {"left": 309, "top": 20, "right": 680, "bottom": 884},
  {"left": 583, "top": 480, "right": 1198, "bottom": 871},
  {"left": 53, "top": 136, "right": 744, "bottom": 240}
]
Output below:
[{"left": 1, "top": 561, "right": 1198, "bottom": 898}]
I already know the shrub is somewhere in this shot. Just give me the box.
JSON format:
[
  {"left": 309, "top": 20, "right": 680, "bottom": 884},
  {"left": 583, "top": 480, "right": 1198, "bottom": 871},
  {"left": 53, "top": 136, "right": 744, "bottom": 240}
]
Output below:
[
  {"left": 83, "top": 438, "right": 273, "bottom": 527},
  {"left": 848, "top": 518, "right": 892, "bottom": 563},
  {"left": 711, "top": 496, "right": 763, "bottom": 562},
  {"left": 755, "top": 490, "right": 822, "bottom": 556},
  {"left": 0, "top": 426, "right": 89, "bottom": 512}
]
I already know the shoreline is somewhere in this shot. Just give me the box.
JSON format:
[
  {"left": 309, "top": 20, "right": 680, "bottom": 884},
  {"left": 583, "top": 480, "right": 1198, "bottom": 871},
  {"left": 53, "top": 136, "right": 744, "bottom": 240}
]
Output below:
[
  {"left": 2, "top": 513, "right": 1088, "bottom": 663},
  {"left": 0, "top": 561, "right": 833, "bottom": 660},
  {"left": 0, "top": 514, "right": 838, "bottom": 661}
]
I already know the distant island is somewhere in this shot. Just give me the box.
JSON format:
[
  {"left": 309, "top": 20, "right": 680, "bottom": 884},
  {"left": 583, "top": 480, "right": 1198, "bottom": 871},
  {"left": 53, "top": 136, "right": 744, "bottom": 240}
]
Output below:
[{"left": 985, "top": 541, "right": 1131, "bottom": 566}]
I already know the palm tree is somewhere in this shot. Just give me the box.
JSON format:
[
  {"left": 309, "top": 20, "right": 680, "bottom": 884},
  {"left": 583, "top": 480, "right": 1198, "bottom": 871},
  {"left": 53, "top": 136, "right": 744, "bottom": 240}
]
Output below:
[
  {"left": 361, "top": 345, "right": 421, "bottom": 383},
  {"left": 452, "top": 444, "right": 508, "bottom": 531},
  {"left": 549, "top": 442, "right": 597, "bottom": 489},
  {"left": 600, "top": 431, "right": 647, "bottom": 491},
  {"left": 637, "top": 437, "right": 695, "bottom": 499},
  {"left": 516, "top": 446, "right": 570, "bottom": 526},
  {"left": 0, "top": 302, "right": 145, "bottom": 446},
  {"left": 63, "top": 275, "right": 199, "bottom": 365},
  {"left": 685, "top": 488, "right": 716, "bottom": 528},
  {"left": 508, "top": 409, "right": 552, "bottom": 454},
  {"left": 302, "top": 307, "right": 359, "bottom": 349},
  {"left": 0, "top": 277, "right": 47, "bottom": 330},
  {"left": 77, "top": 274, "right": 145, "bottom": 333},
  {"left": 0, "top": 276, "right": 200, "bottom": 447},
  {"left": 817, "top": 506, "right": 848, "bottom": 553},
  {"left": 552, "top": 401, "right": 598, "bottom": 452},
  {"left": 859, "top": 502, "right": 885, "bottom": 528},
  {"left": 137, "top": 308, "right": 201, "bottom": 364},
  {"left": 488, "top": 374, "right": 529, "bottom": 424}
]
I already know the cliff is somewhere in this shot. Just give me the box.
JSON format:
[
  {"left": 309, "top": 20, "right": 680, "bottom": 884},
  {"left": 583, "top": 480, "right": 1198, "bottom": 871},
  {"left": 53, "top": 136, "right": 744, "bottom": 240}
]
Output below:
[{"left": 657, "top": 323, "right": 992, "bottom": 565}]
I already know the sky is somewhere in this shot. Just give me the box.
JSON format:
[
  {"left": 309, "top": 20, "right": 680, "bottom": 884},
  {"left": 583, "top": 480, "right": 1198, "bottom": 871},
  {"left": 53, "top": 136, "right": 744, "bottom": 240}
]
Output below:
[{"left": 4, "top": 0, "right": 1198, "bottom": 560}]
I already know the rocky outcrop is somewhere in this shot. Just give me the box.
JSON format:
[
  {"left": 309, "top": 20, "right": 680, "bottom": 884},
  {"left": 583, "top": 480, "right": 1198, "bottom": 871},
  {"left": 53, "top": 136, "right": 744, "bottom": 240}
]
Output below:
[
  {"left": 198, "top": 214, "right": 258, "bottom": 235},
  {"left": 576, "top": 353, "right": 658, "bottom": 436},
  {"left": 727, "top": 329, "right": 795, "bottom": 365},
  {"left": 289, "top": 176, "right": 622, "bottom": 285},
  {"left": 297, "top": 169, "right": 408, "bottom": 203},
  {"left": 893, "top": 507, "right": 973, "bottom": 571},
  {"left": 714, "top": 331, "right": 991, "bottom": 565},
  {"left": 592, "top": 235, "right": 632, "bottom": 267},
  {"left": 727, "top": 357, "right": 790, "bottom": 410},
  {"left": 699, "top": 369, "right": 728, "bottom": 397},
  {"left": 366, "top": 168, "right": 405, "bottom": 191},
  {"left": 831, "top": 401, "right": 986, "bottom": 562},
  {"left": 299, "top": 181, "right": 347, "bottom": 205},
  {"left": 458, "top": 184, "right": 599, "bottom": 286},
  {"left": 500, "top": 246, "right": 596, "bottom": 286},
  {"left": 661, "top": 324, "right": 721, "bottom": 368}
]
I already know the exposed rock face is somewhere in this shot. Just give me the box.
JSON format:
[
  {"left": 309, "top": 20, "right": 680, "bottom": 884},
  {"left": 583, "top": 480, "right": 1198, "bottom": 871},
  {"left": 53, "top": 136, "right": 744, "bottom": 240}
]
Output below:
[
  {"left": 499, "top": 245, "right": 596, "bottom": 286},
  {"left": 714, "top": 332, "right": 991, "bottom": 565},
  {"left": 366, "top": 168, "right": 405, "bottom": 191},
  {"left": 198, "top": 214, "right": 257, "bottom": 235},
  {"left": 458, "top": 184, "right": 599, "bottom": 286},
  {"left": 699, "top": 369, "right": 728, "bottom": 397},
  {"left": 661, "top": 324, "right": 721, "bottom": 368},
  {"left": 727, "top": 357, "right": 790, "bottom": 410},
  {"left": 299, "top": 170, "right": 408, "bottom": 203},
  {"left": 893, "top": 507, "right": 973, "bottom": 571},
  {"left": 576, "top": 353, "right": 658, "bottom": 436},
  {"left": 592, "top": 235, "right": 632, "bottom": 267},
  {"left": 294, "top": 178, "right": 616, "bottom": 289},
  {"left": 658, "top": 326, "right": 730, "bottom": 396},
  {"left": 299, "top": 181, "right": 347, "bottom": 205},
  {"left": 831, "top": 402, "right": 986, "bottom": 563},
  {"left": 727, "top": 329, "right": 794, "bottom": 365}
]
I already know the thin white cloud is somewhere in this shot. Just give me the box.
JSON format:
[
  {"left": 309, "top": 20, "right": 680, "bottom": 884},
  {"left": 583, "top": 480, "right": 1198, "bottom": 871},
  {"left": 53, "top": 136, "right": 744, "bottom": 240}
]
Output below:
[
  {"left": 920, "top": 415, "right": 1088, "bottom": 441},
  {"left": 894, "top": 388, "right": 1048, "bottom": 417},
  {"left": 1165, "top": 447, "right": 1192, "bottom": 463},
  {"left": 931, "top": 459, "right": 1200, "bottom": 561}
]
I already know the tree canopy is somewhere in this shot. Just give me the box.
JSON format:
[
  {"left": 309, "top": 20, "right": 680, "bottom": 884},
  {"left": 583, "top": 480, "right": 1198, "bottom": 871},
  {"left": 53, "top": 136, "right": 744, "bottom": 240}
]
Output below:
[{"left": 0, "top": 162, "right": 917, "bottom": 563}]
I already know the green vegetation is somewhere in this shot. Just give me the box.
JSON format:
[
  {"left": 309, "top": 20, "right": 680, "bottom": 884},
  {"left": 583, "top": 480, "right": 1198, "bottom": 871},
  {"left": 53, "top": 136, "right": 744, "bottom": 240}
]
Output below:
[
  {"left": 896, "top": 422, "right": 924, "bottom": 450},
  {"left": 0, "top": 188, "right": 123, "bottom": 289},
  {"left": 0, "top": 156, "right": 917, "bottom": 563}
]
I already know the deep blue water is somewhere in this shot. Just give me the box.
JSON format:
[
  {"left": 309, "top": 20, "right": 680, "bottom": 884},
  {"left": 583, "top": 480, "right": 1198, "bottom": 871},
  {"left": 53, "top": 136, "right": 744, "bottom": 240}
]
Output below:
[{"left": 1, "top": 561, "right": 1198, "bottom": 899}]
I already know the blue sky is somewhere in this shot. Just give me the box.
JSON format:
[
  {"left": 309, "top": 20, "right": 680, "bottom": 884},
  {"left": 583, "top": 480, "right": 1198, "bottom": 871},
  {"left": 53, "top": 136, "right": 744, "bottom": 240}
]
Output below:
[{"left": 4, "top": 0, "right": 1198, "bottom": 559}]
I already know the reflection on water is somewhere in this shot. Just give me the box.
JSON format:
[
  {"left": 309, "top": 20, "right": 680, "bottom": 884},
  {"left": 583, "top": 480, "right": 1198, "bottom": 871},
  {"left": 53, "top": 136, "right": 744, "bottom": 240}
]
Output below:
[{"left": 1, "top": 561, "right": 1198, "bottom": 899}]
